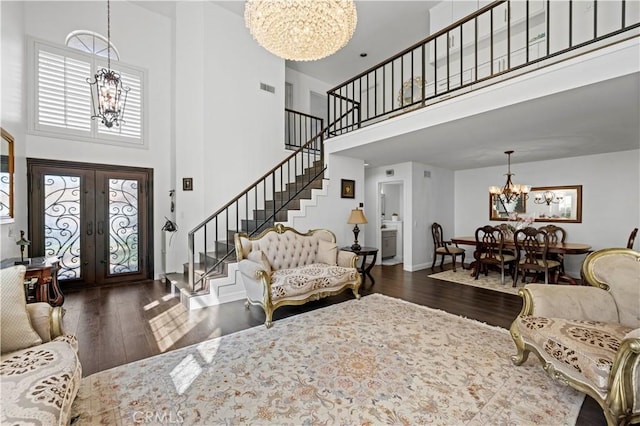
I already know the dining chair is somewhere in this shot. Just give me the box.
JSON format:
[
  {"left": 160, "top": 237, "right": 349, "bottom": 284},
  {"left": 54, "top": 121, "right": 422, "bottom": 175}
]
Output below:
[
  {"left": 627, "top": 227, "right": 638, "bottom": 249},
  {"left": 538, "top": 224, "right": 566, "bottom": 274},
  {"left": 513, "top": 227, "right": 561, "bottom": 285},
  {"left": 431, "top": 222, "right": 465, "bottom": 272},
  {"left": 474, "top": 225, "right": 516, "bottom": 285},
  {"left": 495, "top": 223, "right": 516, "bottom": 255}
]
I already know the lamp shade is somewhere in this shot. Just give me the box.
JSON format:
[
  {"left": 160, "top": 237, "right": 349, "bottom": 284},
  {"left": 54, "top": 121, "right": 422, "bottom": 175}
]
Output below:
[{"left": 347, "top": 208, "right": 368, "bottom": 224}]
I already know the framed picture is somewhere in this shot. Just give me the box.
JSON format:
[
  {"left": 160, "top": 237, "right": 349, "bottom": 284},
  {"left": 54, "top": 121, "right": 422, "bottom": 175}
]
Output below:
[
  {"left": 341, "top": 179, "right": 355, "bottom": 199},
  {"left": 182, "top": 177, "right": 193, "bottom": 191}
]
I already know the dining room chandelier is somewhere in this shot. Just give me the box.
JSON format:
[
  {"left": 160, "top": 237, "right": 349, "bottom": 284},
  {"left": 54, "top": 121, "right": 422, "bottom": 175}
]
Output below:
[
  {"left": 489, "top": 150, "right": 531, "bottom": 204},
  {"left": 87, "top": 0, "right": 129, "bottom": 128},
  {"left": 244, "top": 0, "right": 358, "bottom": 61}
]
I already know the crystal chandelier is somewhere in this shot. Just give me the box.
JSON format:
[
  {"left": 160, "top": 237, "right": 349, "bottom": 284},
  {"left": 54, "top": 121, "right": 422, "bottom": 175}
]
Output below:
[
  {"left": 489, "top": 151, "right": 530, "bottom": 204},
  {"left": 87, "top": 0, "right": 129, "bottom": 128},
  {"left": 244, "top": 0, "right": 358, "bottom": 61}
]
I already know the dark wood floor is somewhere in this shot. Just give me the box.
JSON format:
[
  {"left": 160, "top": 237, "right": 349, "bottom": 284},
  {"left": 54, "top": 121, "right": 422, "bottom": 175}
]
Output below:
[{"left": 62, "top": 263, "right": 604, "bottom": 425}]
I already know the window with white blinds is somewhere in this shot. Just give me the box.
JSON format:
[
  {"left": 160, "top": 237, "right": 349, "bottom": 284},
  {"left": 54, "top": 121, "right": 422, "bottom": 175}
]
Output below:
[{"left": 32, "top": 40, "right": 145, "bottom": 145}]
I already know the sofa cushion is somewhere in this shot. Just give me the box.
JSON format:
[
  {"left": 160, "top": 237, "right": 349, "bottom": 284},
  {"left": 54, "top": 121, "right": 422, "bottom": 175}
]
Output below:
[
  {"left": 435, "top": 246, "right": 465, "bottom": 254},
  {"left": 0, "top": 336, "right": 81, "bottom": 426},
  {"left": 517, "top": 316, "right": 633, "bottom": 392},
  {"left": 271, "top": 264, "right": 359, "bottom": 301},
  {"left": 317, "top": 240, "right": 338, "bottom": 266},
  {"left": 0, "top": 266, "right": 43, "bottom": 355},
  {"left": 247, "top": 250, "right": 271, "bottom": 274},
  {"left": 259, "top": 230, "right": 320, "bottom": 270},
  {"left": 26, "top": 303, "right": 53, "bottom": 343}
]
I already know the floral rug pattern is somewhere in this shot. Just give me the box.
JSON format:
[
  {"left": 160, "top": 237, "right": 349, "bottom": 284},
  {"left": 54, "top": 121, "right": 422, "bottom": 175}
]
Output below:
[
  {"left": 71, "top": 294, "right": 583, "bottom": 425},
  {"left": 429, "top": 269, "right": 525, "bottom": 295}
]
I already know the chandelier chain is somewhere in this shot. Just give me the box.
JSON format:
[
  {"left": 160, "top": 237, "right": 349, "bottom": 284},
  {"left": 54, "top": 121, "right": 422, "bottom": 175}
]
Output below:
[{"left": 107, "top": 0, "right": 111, "bottom": 69}]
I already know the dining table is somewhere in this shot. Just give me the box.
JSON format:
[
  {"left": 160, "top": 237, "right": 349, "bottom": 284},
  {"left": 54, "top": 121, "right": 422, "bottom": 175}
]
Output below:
[{"left": 450, "top": 236, "right": 592, "bottom": 285}]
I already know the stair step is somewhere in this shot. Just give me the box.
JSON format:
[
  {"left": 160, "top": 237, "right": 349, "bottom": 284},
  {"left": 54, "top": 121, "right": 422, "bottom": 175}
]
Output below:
[
  {"left": 252, "top": 209, "right": 288, "bottom": 222},
  {"left": 165, "top": 272, "right": 210, "bottom": 296},
  {"left": 265, "top": 198, "right": 300, "bottom": 211},
  {"left": 273, "top": 187, "right": 315, "bottom": 201}
]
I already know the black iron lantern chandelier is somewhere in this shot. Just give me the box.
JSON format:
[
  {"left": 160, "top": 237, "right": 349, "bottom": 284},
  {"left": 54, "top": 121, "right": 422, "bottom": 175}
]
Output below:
[{"left": 87, "top": 0, "right": 129, "bottom": 128}]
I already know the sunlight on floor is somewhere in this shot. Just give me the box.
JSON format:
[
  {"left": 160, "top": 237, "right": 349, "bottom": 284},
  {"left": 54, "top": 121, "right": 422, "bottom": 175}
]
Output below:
[
  {"left": 170, "top": 354, "right": 202, "bottom": 395},
  {"left": 148, "top": 304, "right": 198, "bottom": 352},
  {"left": 197, "top": 332, "right": 222, "bottom": 364},
  {"left": 143, "top": 300, "right": 160, "bottom": 310}
]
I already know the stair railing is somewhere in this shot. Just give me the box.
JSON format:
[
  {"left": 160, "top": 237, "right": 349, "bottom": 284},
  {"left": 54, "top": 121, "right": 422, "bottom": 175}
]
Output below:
[
  {"left": 327, "top": 0, "right": 640, "bottom": 136},
  {"left": 187, "top": 105, "right": 360, "bottom": 293},
  {"left": 285, "top": 108, "right": 323, "bottom": 152}
]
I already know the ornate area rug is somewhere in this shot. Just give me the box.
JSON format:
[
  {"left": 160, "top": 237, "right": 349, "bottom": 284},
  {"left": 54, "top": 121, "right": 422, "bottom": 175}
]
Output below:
[
  {"left": 429, "top": 269, "right": 524, "bottom": 295},
  {"left": 71, "top": 294, "right": 584, "bottom": 425}
]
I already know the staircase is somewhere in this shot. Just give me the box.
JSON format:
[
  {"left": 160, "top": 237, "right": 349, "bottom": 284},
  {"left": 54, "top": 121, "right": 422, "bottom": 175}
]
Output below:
[{"left": 165, "top": 156, "right": 328, "bottom": 309}]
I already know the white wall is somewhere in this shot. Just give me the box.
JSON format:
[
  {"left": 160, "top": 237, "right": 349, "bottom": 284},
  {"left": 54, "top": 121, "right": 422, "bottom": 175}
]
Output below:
[
  {"left": 455, "top": 149, "right": 640, "bottom": 276},
  {"left": 170, "top": 2, "right": 286, "bottom": 273},
  {"left": 289, "top": 153, "right": 364, "bottom": 249},
  {"left": 285, "top": 67, "right": 332, "bottom": 115},
  {"left": 1, "top": 1, "right": 26, "bottom": 259}
]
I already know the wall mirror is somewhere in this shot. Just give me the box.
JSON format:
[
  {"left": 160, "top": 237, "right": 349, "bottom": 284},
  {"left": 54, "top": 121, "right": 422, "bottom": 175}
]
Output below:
[
  {"left": 489, "top": 185, "right": 583, "bottom": 223},
  {"left": 489, "top": 194, "right": 526, "bottom": 220},
  {"left": 1, "top": 128, "right": 14, "bottom": 222},
  {"left": 528, "top": 185, "right": 582, "bottom": 223}
]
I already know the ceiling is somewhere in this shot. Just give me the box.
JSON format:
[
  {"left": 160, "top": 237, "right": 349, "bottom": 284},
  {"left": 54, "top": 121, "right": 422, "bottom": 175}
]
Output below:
[{"left": 138, "top": 1, "right": 639, "bottom": 170}]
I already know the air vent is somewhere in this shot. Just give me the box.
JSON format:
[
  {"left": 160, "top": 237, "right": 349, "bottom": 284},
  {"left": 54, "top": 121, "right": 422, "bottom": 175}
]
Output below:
[
  {"left": 385, "top": 169, "right": 394, "bottom": 177},
  {"left": 260, "top": 82, "right": 275, "bottom": 93},
  {"left": 424, "top": 170, "right": 431, "bottom": 178}
]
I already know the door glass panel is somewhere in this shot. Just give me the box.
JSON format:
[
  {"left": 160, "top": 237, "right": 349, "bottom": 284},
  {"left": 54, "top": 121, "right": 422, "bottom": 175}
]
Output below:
[
  {"left": 44, "top": 174, "right": 81, "bottom": 280},
  {"left": 108, "top": 179, "right": 139, "bottom": 274}
]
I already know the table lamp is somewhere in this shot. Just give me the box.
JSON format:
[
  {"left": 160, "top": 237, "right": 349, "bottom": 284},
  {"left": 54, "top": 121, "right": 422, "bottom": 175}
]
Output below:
[
  {"left": 15, "top": 230, "right": 31, "bottom": 265},
  {"left": 347, "top": 208, "right": 368, "bottom": 251}
]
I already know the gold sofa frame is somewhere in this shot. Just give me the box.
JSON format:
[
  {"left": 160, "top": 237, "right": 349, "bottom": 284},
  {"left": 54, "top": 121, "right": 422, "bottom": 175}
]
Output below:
[
  {"left": 235, "top": 224, "right": 361, "bottom": 328},
  {"left": 510, "top": 248, "right": 640, "bottom": 426}
]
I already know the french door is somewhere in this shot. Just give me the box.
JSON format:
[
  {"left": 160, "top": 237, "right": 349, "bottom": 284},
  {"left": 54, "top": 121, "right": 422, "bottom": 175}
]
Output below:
[{"left": 28, "top": 159, "right": 153, "bottom": 286}]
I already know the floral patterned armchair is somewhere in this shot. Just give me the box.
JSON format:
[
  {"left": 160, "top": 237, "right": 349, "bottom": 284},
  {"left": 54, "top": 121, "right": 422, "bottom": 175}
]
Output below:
[
  {"left": 510, "top": 248, "right": 640, "bottom": 425},
  {"left": 1, "top": 265, "right": 81, "bottom": 426}
]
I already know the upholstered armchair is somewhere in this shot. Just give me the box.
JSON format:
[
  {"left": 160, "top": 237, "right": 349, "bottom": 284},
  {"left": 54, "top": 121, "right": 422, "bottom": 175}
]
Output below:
[
  {"left": 509, "top": 248, "right": 640, "bottom": 425},
  {"left": 1, "top": 265, "right": 82, "bottom": 426}
]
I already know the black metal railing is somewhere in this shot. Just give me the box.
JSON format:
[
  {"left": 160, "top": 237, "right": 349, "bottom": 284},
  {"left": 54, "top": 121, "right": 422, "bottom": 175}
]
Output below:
[
  {"left": 327, "top": 0, "right": 640, "bottom": 135},
  {"left": 187, "top": 107, "right": 358, "bottom": 292},
  {"left": 285, "top": 108, "right": 323, "bottom": 151}
]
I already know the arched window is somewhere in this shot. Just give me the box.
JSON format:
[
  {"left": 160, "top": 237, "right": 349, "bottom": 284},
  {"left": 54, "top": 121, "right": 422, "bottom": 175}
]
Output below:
[{"left": 65, "top": 30, "right": 120, "bottom": 61}]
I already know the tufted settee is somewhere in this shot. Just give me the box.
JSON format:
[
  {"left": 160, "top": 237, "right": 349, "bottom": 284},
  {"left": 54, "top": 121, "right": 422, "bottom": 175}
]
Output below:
[
  {"left": 235, "top": 224, "right": 361, "bottom": 328},
  {"left": 1, "top": 265, "right": 82, "bottom": 426},
  {"left": 510, "top": 248, "right": 640, "bottom": 425}
]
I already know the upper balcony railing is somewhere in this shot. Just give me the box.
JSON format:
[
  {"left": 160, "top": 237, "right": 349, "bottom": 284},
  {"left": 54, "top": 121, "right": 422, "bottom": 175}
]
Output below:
[{"left": 327, "top": 0, "right": 640, "bottom": 136}]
